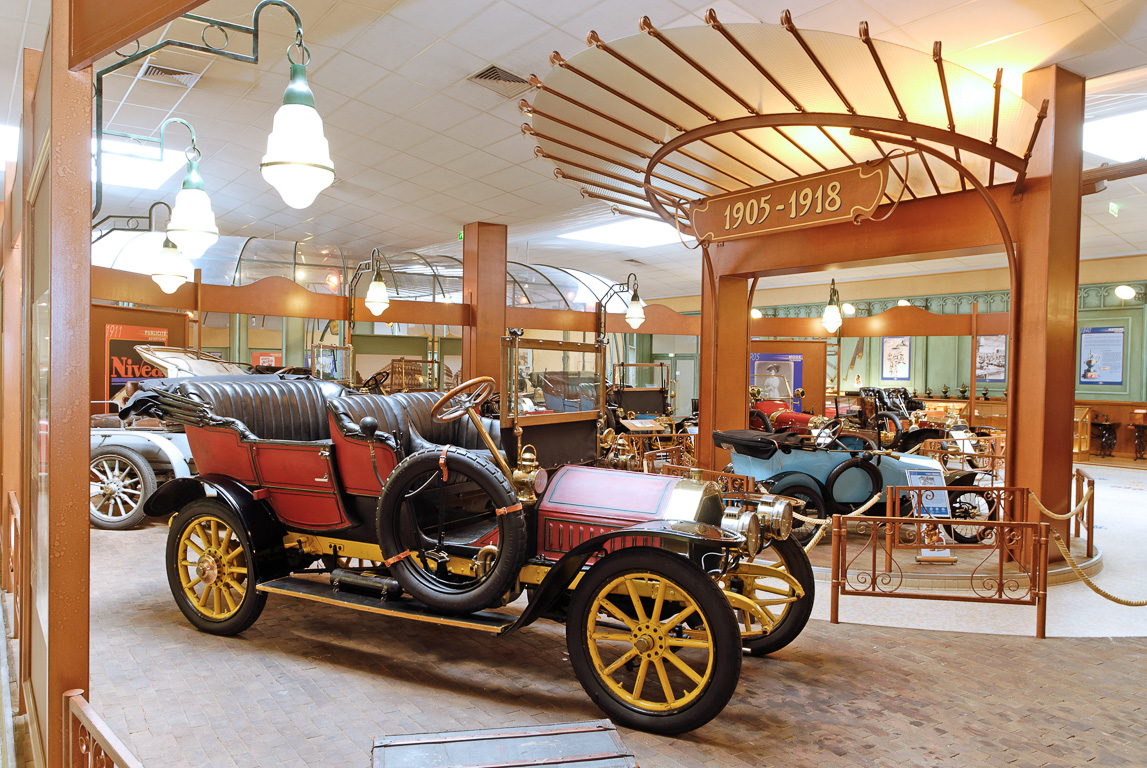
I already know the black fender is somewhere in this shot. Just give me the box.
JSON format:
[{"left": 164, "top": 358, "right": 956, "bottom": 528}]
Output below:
[
  {"left": 507, "top": 519, "right": 743, "bottom": 634},
  {"left": 890, "top": 427, "right": 944, "bottom": 453},
  {"left": 943, "top": 469, "right": 981, "bottom": 487},
  {"left": 764, "top": 470, "right": 828, "bottom": 499},
  {"left": 147, "top": 475, "right": 291, "bottom": 582}
]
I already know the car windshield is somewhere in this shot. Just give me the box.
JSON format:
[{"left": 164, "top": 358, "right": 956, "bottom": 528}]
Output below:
[{"left": 134, "top": 345, "right": 254, "bottom": 378}]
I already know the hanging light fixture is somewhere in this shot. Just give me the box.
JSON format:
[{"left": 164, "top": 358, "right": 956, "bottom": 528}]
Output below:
[
  {"left": 166, "top": 145, "right": 219, "bottom": 260},
  {"left": 624, "top": 275, "right": 645, "bottom": 329},
  {"left": 151, "top": 237, "right": 194, "bottom": 294},
  {"left": 364, "top": 266, "right": 391, "bottom": 315},
  {"left": 821, "top": 279, "right": 843, "bottom": 334},
  {"left": 261, "top": 37, "right": 335, "bottom": 209}
]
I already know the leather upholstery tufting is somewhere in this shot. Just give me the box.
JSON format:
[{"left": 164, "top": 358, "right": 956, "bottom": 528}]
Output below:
[
  {"left": 328, "top": 392, "right": 503, "bottom": 456},
  {"left": 177, "top": 379, "right": 341, "bottom": 442}
]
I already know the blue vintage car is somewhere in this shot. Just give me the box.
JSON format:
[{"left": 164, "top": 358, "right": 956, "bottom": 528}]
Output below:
[{"left": 715, "top": 425, "right": 989, "bottom": 545}]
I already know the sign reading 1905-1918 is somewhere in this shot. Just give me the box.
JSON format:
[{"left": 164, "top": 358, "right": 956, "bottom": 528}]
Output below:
[{"left": 688, "top": 158, "right": 893, "bottom": 243}]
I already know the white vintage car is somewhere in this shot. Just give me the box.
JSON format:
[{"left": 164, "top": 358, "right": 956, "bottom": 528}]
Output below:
[{"left": 89, "top": 347, "right": 262, "bottom": 530}]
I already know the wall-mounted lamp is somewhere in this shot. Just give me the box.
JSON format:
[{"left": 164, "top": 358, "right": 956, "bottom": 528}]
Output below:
[
  {"left": 349, "top": 248, "right": 398, "bottom": 333},
  {"left": 151, "top": 237, "right": 194, "bottom": 294},
  {"left": 93, "top": 1, "right": 332, "bottom": 219},
  {"left": 596, "top": 272, "right": 645, "bottom": 342},
  {"left": 897, "top": 299, "right": 911, "bottom": 307},
  {"left": 1114, "top": 284, "right": 1137, "bottom": 300},
  {"left": 821, "top": 279, "right": 843, "bottom": 334},
  {"left": 260, "top": 37, "right": 336, "bottom": 209},
  {"left": 166, "top": 144, "right": 219, "bottom": 260},
  {"left": 750, "top": 307, "right": 763, "bottom": 319},
  {"left": 842, "top": 302, "right": 856, "bottom": 316}
]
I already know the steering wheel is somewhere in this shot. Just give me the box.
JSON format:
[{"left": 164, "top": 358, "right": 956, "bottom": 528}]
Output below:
[
  {"left": 361, "top": 369, "right": 390, "bottom": 394},
  {"left": 816, "top": 417, "right": 846, "bottom": 449},
  {"left": 431, "top": 376, "right": 496, "bottom": 422}
]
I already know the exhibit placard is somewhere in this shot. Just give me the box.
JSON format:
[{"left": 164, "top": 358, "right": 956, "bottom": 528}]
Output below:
[
  {"left": 688, "top": 158, "right": 892, "bottom": 243},
  {"left": 1078, "top": 326, "right": 1124, "bottom": 385},
  {"left": 904, "top": 467, "right": 955, "bottom": 563}
]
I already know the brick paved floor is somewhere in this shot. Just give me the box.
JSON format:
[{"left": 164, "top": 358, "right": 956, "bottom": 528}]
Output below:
[{"left": 88, "top": 523, "right": 1147, "bottom": 768}]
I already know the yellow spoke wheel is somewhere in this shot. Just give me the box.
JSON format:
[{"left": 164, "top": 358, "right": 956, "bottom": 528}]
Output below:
[
  {"left": 566, "top": 547, "right": 741, "bottom": 735},
  {"left": 165, "top": 500, "right": 267, "bottom": 636},
  {"left": 719, "top": 536, "right": 815, "bottom": 657}
]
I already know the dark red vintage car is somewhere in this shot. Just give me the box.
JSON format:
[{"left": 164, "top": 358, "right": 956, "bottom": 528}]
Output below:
[{"left": 122, "top": 374, "right": 813, "bottom": 734}]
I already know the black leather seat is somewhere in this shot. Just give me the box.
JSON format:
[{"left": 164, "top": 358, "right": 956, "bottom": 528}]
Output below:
[
  {"left": 328, "top": 392, "right": 503, "bottom": 458},
  {"left": 177, "top": 378, "right": 342, "bottom": 442},
  {"left": 712, "top": 429, "right": 808, "bottom": 460}
]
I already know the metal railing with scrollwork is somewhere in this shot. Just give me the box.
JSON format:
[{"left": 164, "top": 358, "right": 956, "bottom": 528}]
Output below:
[
  {"left": 831, "top": 484, "right": 1051, "bottom": 637},
  {"left": 65, "top": 689, "right": 143, "bottom": 768}
]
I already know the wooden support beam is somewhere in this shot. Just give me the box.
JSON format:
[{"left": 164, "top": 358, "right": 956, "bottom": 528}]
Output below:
[
  {"left": 1011, "top": 66, "right": 1085, "bottom": 546},
  {"left": 462, "top": 223, "right": 508, "bottom": 384}
]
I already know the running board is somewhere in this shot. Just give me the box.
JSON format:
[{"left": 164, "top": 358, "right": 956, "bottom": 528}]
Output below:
[{"left": 256, "top": 576, "right": 518, "bottom": 634}]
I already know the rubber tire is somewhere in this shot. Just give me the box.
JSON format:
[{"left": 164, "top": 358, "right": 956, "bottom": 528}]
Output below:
[
  {"left": 742, "top": 537, "right": 815, "bottom": 657},
  {"left": 89, "top": 445, "right": 157, "bottom": 530},
  {"left": 165, "top": 499, "right": 267, "bottom": 636},
  {"left": 781, "top": 484, "right": 827, "bottom": 547},
  {"left": 377, "top": 447, "right": 527, "bottom": 615},
  {"left": 946, "top": 488, "right": 998, "bottom": 543},
  {"left": 748, "top": 409, "right": 771, "bottom": 431},
  {"left": 566, "top": 547, "right": 742, "bottom": 734},
  {"left": 824, "top": 456, "right": 883, "bottom": 515}
]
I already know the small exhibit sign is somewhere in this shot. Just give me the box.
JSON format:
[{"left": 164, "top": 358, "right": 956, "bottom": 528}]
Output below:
[
  {"left": 905, "top": 468, "right": 957, "bottom": 564},
  {"left": 688, "top": 158, "right": 892, "bottom": 243}
]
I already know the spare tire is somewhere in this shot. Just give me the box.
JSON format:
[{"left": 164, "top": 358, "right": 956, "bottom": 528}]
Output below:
[
  {"left": 377, "top": 447, "right": 527, "bottom": 614},
  {"left": 824, "top": 456, "right": 883, "bottom": 514}
]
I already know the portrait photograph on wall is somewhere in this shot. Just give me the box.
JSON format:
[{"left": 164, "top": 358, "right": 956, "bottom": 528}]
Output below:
[
  {"left": 975, "top": 335, "right": 1007, "bottom": 382},
  {"left": 881, "top": 336, "right": 911, "bottom": 380},
  {"left": 750, "top": 352, "right": 803, "bottom": 411},
  {"left": 1078, "top": 326, "right": 1125, "bottom": 386}
]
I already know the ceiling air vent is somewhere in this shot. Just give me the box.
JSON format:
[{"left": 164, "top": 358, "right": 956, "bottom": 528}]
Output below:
[
  {"left": 467, "top": 65, "right": 531, "bottom": 99},
  {"left": 141, "top": 64, "right": 202, "bottom": 88}
]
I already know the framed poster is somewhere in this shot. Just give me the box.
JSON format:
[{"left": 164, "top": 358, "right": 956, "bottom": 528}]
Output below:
[
  {"left": 1078, "top": 326, "right": 1124, "bottom": 386},
  {"left": 880, "top": 336, "right": 910, "bottom": 381},
  {"left": 975, "top": 335, "right": 1007, "bottom": 382},
  {"left": 749, "top": 352, "right": 804, "bottom": 411},
  {"left": 105, "top": 324, "right": 169, "bottom": 403},
  {"left": 252, "top": 352, "right": 283, "bottom": 367}
]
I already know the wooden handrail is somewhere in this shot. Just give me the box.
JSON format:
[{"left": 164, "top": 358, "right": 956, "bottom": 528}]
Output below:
[{"left": 65, "top": 689, "right": 144, "bottom": 768}]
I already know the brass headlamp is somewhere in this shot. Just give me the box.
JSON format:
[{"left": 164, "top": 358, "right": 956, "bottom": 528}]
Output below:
[{"left": 512, "top": 443, "right": 548, "bottom": 503}]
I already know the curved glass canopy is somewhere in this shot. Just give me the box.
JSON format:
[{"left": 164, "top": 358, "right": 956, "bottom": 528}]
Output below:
[{"left": 91, "top": 233, "right": 637, "bottom": 314}]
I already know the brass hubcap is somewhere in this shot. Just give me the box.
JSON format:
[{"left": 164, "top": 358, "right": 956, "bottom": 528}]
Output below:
[
  {"left": 631, "top": 622, "right": 667, "bottom": 660},
  {"left": 196, "top": 553, "right": 222, "bottom": 585}
]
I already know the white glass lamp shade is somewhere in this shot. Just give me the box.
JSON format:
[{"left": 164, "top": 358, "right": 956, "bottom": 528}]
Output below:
[
  {"left": 151, "top": 239, "right": 194, "bottom": 294},
  {"left": 364, "top": 276, "right": 390, "bottom": 315},
  {"left": 261, "top": 103, "right": 335, "bottom": 209},
  {"left": 821, "top": 303, "right": 843, "bottom": 334},
  {"left": 167, "top": 186, "right": 219, "bottom": 260},
  {"left": 1115, "top": 284, "right": 1136, "bottom": 300},
  {"left": 842, "top": 302, "right": 856, "bottom": 315},
  {"left": 625, "top": 296, "right": 645, "bottom": 329},
  {"left": 750, "top": 307, "right": 763, "bottom": 319}
]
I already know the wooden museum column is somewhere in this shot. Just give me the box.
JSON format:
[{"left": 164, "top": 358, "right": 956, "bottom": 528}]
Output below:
[
  {"left": 1010, "top": 65, "right": 1085, "bottom": 536},
  {"left": 462, "top": 222, "right": 507, "bottom": 383},
  {"left": 697, "top": 264, "right": 750, "bottom": 469}
]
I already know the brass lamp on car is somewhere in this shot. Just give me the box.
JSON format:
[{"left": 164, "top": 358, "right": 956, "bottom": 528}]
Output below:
[{"left": 512, "top": 444, "right": 548, "bottom": 504}]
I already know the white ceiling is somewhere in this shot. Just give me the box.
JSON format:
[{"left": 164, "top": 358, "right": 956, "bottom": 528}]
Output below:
[{"left": 3, "top": 0, "right": 1147, "bottom": 298}]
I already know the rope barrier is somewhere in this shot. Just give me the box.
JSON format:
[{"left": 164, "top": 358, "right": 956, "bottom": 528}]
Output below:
[
  {"left": 1027, "top": 481, "right": 1145, "bottom": 607},
  {"left": 794, "top": 493, "right": 882, "bottom": 553},
  {"left": 1050, "top": 531, "right": 1147, "bottom": 607},
  {"left": 1028, "top": 485, "right": 1093, "bottom": 520}
]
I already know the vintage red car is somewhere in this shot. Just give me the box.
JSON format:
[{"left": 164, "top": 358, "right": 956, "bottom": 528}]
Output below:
[{"left": 122, "top": 374, "right": 814, "bottom": 734}]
